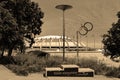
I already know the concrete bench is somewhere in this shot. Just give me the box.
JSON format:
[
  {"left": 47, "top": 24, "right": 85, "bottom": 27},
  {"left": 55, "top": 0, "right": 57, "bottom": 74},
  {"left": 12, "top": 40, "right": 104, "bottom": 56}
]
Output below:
[
  {"left": 44, "top": 64, "right": 94, "bottom": 77},
  {"left": 60, "top": 64, "right": 79, "bottom": 72}
]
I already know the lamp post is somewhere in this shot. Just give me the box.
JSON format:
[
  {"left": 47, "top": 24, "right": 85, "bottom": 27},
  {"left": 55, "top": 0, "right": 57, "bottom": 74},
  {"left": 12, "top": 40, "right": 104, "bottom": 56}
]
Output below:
[{"left": 55, "top": 5, "right": 72, "bottom": 61}]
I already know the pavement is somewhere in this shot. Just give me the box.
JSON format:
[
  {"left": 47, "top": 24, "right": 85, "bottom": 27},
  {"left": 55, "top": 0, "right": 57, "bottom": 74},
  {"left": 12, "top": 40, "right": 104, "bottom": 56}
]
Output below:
[{"left": 0, "top": 65, "right": 120, "bottom": 80}]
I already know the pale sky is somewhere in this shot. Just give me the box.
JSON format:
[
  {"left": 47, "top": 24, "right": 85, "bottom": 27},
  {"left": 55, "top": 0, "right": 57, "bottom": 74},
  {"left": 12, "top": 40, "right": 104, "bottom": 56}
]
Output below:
[{"left": 32, "top": 0, "right": 120, "bottom": 48}]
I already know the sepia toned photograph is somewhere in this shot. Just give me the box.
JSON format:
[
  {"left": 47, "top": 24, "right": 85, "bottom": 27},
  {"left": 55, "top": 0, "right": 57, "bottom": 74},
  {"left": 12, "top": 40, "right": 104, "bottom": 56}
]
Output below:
[{"left": 0, "top": 0, "right": 120, "bottom": 80}]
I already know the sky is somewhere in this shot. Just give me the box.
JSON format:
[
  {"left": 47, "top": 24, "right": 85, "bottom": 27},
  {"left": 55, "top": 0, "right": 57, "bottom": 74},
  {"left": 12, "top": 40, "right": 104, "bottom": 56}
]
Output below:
[{"left": 32, "top": 0, "right": 120, "bottom": 48}]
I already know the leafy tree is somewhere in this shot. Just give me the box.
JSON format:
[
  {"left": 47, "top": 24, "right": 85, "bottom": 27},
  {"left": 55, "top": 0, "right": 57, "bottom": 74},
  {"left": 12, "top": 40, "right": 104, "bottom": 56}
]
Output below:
[
  {"left": 0, "top": 6, "right": 24, "bottom": 57},
  {"left": 0, "top": 0, "right": 44, "bottom": 56},
  {"left": 0, "top": 0, "right": 44, "bottom": 47},
  {"left": 102, "top": 12, "right": 120, "bottom": 60}
]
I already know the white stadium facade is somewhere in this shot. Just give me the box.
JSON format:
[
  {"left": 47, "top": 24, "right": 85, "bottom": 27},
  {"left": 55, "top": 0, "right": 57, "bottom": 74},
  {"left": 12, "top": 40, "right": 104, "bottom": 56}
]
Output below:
[{"left": 25, "top": 35, "right": 87, "bottom": 51}]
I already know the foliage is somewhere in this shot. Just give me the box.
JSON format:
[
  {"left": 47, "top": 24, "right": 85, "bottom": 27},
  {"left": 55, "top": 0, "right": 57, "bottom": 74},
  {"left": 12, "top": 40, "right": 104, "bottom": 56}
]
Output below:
[
  {"left": 67, "top": 57, "right": 112, "bottom": 75},
  {"left": 0, "top": 6, "right": 17, "bottom": 46},
  {"left": 105, "top": 66, "right": 120, "bottom": 78},
  {"left": 4, "top": 52, "right": 120, "bottom": 78},
  {"left": 0, "top": 0, "right": 44, "bottom": 56},
  {"left": 45, "top": 56, "right": 63, "bottom": 67},
  {"left": 1, "top": 0, "right": 44, "bottom": 35},
  {"left": 5, "top": 53, "right": 62, "bottom": 76},
  {"left": 102, "top": 12, "right": 120, "bottom": 60},
  {"left": 0, "top": 56, "right": 16, "bottom": 64},
  {"left": 27, "top": 50, "right": 50, "bottom": 57},
  {"left": 6, "top": 54, "right": 46, "bottom": 76},
  {"left": 0, "top": 6, "right": 24, "bottom": 56}
]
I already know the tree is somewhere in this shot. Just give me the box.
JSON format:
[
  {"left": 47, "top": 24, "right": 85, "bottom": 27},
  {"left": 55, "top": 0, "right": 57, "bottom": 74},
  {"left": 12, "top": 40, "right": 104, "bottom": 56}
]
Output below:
[
  {"left": 0, "top": 0, "right": 44, "bottom": 47},
  {"left": 0, "top": 6, "right": 23, "bottom": 57},
  {"left": 0, "top": 0, "right": 44, "bottom": 56},
  {"left": 102, "top": 12, "right": 120, "bottom": 60}
]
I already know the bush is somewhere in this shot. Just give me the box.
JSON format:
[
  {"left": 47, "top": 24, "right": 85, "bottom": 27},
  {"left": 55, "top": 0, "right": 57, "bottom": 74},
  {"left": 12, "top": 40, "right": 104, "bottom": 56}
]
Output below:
[
  {"left": 5, "top": 53, "right": 63, "bottom": 76},
  {"left": 66, "top": 57, "right": 111, "bottom": 75},
  {"left": 105, "top": 67, "right": 120, "bottom": 78},
  {"left": 5, "top": 54, "right": 46, "bottom": 76},
  {"left": 46, "top": 56, "right": 63, "bottom": 67},
  {"left": 27, "top": 50, "right": 50, "bottom": 58},
  {"left": 0, "top": 56, "right": 16, "bottom": 64}
]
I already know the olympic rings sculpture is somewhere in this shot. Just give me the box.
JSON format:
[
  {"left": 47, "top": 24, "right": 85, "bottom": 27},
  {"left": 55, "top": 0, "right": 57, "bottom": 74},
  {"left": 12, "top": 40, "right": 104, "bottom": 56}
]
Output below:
[{"left": 79, "top": 22, "right": 93, "bottom": 35}]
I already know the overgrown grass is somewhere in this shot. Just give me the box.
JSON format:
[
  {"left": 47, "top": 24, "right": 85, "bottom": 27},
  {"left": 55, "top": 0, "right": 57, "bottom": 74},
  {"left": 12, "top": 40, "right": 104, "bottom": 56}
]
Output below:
[
  {"left": 66, "top": 58, "right": 111, "bottom": 75},
  {"left": 105, "top": 67, "right": 120, "bottom": 78},
  {"left": 4, "top": 52, "right": 120, "bottom": 78},
  {"left": 5, "top": 54, "right": 63, "bottom": 76}
]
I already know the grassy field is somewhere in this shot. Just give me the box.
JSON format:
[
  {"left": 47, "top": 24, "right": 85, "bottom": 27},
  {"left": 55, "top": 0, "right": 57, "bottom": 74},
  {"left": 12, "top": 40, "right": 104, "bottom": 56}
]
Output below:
[
  {"left": 44, "top": 51, "right": 120, "bottom": 68},
  {"left": 0, "top": 48, "right": 119, "bottom": 78},
  {"left": 26, "top": 48, "right": 120, "bottom": 69}
]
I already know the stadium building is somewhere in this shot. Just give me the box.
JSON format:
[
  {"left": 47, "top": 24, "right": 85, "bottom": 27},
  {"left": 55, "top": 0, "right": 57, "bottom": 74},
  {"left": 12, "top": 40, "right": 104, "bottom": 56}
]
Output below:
[{"left": 26, "top": 35, "right": 86, "bottom": 51}]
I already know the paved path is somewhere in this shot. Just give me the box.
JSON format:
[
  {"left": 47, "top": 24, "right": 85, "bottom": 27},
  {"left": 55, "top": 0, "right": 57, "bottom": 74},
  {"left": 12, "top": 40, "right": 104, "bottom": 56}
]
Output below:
[{"left": 0, "top": 65, "right": 119, "bottom": 80}]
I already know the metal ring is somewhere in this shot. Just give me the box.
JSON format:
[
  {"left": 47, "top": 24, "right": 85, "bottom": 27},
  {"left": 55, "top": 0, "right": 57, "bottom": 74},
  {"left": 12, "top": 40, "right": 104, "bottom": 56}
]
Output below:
[
  {"left": 79, "top": 26, "right": 88, "bottom": 35},
  {"left": 84, "top": 22, "right": 93, "bottom": 31}
]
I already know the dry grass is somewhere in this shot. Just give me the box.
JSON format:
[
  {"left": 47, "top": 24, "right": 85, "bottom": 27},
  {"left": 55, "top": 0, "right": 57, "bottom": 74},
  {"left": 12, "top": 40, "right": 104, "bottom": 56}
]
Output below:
[
  {"left": 3, "top": 51, "right": 119, "bottom": 78},
  {"left": 0, "top": 49, "right": 119, "bottom": 78}
]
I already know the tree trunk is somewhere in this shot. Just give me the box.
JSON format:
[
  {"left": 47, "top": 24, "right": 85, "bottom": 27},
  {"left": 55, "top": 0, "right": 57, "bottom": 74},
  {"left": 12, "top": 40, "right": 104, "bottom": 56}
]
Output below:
[
  {"left": 8, "top": 47, "right": 13, "bottom": 56},
  {"left": 1, "top": 47, "right": 4, "bottom": 57}
]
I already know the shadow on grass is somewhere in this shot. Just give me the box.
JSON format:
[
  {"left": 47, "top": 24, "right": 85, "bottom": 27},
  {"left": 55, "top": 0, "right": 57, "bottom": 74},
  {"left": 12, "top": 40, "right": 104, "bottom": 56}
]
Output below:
[
  {"left": 0, "top": 56, "right": 16, "bottom": 65},
  {"left": 27, "top": 50, "right": 50, "bottom": 57}
]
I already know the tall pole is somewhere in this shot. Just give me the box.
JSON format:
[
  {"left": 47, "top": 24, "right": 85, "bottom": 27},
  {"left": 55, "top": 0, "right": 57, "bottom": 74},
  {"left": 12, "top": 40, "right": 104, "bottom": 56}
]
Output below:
[
  {"left": 76, "top": 31, "right": 79, "bottom": 62},
  {"left": 86, "top": 35, "right": 88, "bottom": 51},
  {"left": 62, "top": 10, "right": 65, "bottom": 61},
  {"left": 93, "top": 35, "right": 95, "bottom": 49},
  {"left": 76, "top": 31, "right": 78, "bottom": 58},
  {"left": 55, "top": 5, "right": 72, "bottom": 62}
]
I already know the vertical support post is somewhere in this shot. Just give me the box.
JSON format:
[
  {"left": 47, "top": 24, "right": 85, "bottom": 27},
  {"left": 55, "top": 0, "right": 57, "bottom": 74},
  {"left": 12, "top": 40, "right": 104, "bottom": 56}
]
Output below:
[
  {"left": 76, "top": 22, "right": 93, "bottom": 63},
  {"left": 63, "top": 10, "right": 65, "bottom": 61},
  {"left": 93, "top": 35, "right": 95, "bottom": 49},
  {"left": 55, "top": 4, "right": 73, "bottom": 62},
  {"left": 86, "top": 35, "right": 88, "bottom": 51},
  {"left": 76, "top": 31, "right": 79, "bottom": 62}
]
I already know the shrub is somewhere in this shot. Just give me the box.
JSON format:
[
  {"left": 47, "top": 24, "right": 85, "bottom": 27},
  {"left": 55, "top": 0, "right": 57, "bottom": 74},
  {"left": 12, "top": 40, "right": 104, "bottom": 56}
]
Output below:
[
  {"left": 105, "top": 66, "right": 120, "bottom": 78},
  {"left": 45, "top": 56, "right": 63, "bottom": 67},
  {"left": 27, "top": 50, "right": 50, "bottom": 58},
  {"left": 5, "top": 54, "right": 46, "bottom": 76},
  {"left": 66, "top": 57, "right": 111, "bottom": 75}
]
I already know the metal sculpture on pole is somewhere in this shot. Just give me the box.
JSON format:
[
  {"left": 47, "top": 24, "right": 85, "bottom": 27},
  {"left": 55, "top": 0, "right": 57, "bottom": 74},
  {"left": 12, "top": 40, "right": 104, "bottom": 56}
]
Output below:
[
  {"left": 76, "top": 22, "right": 93, "bottom": 61},
  {"left": 55, "top": 5, "right": 73, "bottom": 61}
]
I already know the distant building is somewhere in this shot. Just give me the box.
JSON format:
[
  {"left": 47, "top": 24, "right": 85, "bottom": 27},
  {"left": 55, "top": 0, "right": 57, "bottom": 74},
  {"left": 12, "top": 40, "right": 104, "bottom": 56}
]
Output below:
[{"left": 25, "top": 35, "right": 86, "bottom": 51}]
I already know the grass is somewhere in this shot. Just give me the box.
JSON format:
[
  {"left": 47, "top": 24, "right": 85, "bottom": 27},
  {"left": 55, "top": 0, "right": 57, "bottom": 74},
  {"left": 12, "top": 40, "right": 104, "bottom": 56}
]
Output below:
[
  {"left": 105, "top": 67, "right": 120, "bottom": 78},
  {"left": 1, "top": 51, "right": 119, "bottom": 78}
]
